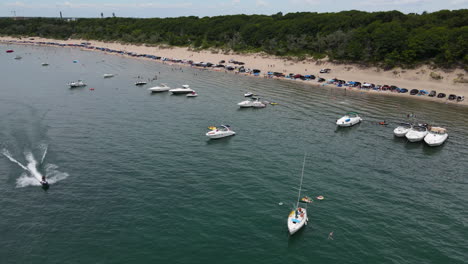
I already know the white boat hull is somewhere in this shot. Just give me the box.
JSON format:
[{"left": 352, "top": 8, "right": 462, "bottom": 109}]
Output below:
[
  {"left": 148, "top": 87, "right": 170, "bottom": 92},
  {"left": 252, "top": 102, "right": 266, "bottom": 108},
  {"left": 206, "top": 130, "right": 236, "bottom": 139},
  {"left": 424, "top": 133, "right": 448, "bottom": 146},
  {"left": 336, "top": 116, "right": 362, "bottom": 127},
  {"left": 170, "top": 89, "right": 194, "bottom": 94},
  {"left": 393, "top": 127, "right": 410, "bottom": 137},
  {"left": 238, "top": 100, "right": 254, "bottom": 108},
  {"left": 405, "top": 130, "right": 428, "bottom": 142},
  {"left": 287, "top": 208, "right": 308, "bottom": 235}
]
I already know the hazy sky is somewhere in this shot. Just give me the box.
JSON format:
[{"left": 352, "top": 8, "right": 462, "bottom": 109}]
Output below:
[{"left": 3, "top": 0, "right": 468, "bottom": 18}]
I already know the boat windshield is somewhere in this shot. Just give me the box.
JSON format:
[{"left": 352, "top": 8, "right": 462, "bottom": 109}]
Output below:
[{"left": 413, "top": 126, "right": 427, "bottom": 132}]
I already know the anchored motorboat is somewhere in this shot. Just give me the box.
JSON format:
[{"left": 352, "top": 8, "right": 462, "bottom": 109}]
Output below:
[
  {"left": 238, "top": 100, "right": 254, "bottom": 108},
  {"left": 206, "top": 125, "right": 236, "bottom": 139},
  {"left": 252, "top": 99, "right": 266, "bottom": 108},
  {"left": 41, "top": 63, "right": 49, "bottom": 66},
  {"left": 405, "top": 125, "right": 429, "bottom": 142},
  {"left": 148, "top": 83, "right": 171, "bottom": 93},
  {"left": 169, "top": 84, "right": 194, "bottom": 94},
  {"left": 68, "top": 80, "right": 86, "bottom": 87},
  {"left": 424, "top": 127, "right": 448, "bottom": 146},
  {"left": 103, "top": 73, "right": 115, "bottom": 78},
  {"left": 244, "top": 92, "right": 254, "bottom": 97},
  {"left": 186, "top": 91, "right": 198, "bottom": 97},
  {"left": 336, "top": 112, "right": 362, "bottom": 127},
  {"left": 135, "top": 81, "right": 147, "bottom": 86},
  {"left": 394, "top": 123, "right": 412, "bottom": 137},
  {"left": 14, "top": 55, "right": 22, "bottom": 60}
]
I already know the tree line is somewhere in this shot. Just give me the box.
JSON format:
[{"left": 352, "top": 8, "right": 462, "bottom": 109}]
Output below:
[{"left": 1, "top": 9, "right": 467, "bottom": 68}]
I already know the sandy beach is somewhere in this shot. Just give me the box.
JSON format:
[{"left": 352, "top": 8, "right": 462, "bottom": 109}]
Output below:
[{"left": 1, "top": 36, "right": 467, "bottom": 106}]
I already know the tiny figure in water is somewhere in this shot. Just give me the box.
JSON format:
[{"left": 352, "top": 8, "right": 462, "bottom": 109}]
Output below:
[
  {"left": 328, "top": 231, "right": 334, "bottom": 240},
  {"left": 379, "top": 120, "right": 388, "bottom": 125}
]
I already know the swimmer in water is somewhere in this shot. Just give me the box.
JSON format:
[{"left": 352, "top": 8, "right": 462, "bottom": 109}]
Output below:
[{"left": 328, "top": 231, "right": 334, "bottom": 240}]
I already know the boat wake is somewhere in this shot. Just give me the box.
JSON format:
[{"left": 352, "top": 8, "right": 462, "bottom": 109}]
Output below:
[{"left": 2, "top": 145, "right": 69, "bottom": 188}]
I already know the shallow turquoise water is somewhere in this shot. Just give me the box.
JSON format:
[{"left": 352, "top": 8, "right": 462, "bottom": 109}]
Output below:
[{"left": 0, "top": 44, "right": 467, "bottom": 264}]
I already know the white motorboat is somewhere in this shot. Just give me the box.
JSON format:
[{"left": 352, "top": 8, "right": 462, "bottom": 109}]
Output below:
[
  {"left": 424, "top": 127, "right": 448, "bottom": 146},
  {"left": 206, "top": 125, "right": 236, "bottom": 139},
  {"left": 169, "top": 84, "right": 194, "bottom": 94},
  {"left": 405, "top": 125, "right": 429, "bottom": 142},
  {"left": 14, "top": 55, "right": 22, "bottom": 60},
  {"left": 68, "top": 80, "right": 86, "bottom": 87},
  {"left": 238, "top": 100, "right": 254, "bottom": 108},
  {"left": 336, "top": 112, "right": 362, "bottom": 127},
  {"left": 287, "top": 154, "right": 309, "bottom": 235},
  {"left": 186, "top": 91, "right": 198, "bottom": 97},
  {"left": 135, "top": 81, "right": 147, "bottom": 86},
  {"left": 103, "top": 73, "right": 115, "bottom": 78},
  {"left": 252, "top": 99, "right": 266, "bottom": 108},
  {"left": 148, "top": 83, "right": 171, "bottom": 93},
  {"left": 244, "top": 92, "right": 254, "bottom": 97},
  {"left": 394, "top": 123, "right": 412, "bottom": 137}
]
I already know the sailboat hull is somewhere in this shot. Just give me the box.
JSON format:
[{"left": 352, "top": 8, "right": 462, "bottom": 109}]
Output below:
[{"left": 287, "top": 208, "right": 307, "bottom": 235}]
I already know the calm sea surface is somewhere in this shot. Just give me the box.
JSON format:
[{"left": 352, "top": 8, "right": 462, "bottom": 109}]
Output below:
[{"left": 1, "top": 44, "right": 467, "bottom": 264}]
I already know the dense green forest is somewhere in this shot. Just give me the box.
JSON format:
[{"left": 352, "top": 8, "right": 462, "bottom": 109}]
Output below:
[{"left": 1, "top": 10, "right": 467, "bottom": 68}]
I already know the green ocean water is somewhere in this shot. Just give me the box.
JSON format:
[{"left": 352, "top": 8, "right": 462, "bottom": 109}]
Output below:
[{"left": 0, "top": 44, "right": 467, "bottom": 264}]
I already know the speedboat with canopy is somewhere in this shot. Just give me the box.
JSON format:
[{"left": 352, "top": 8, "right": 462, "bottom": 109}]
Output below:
[
  {"left": 169, "top": 84, "right": 194, "bottom": 94},
  {"left": 148, "top": 83, "right": 171, "bottom": 93},
  {"left": 424, "top": 127, "right": 448, "bottom": 146},
  {"left": 206, "top": 125, "right": 236, "bottom": 139},
  {"left": 405, "top": 125, "right": 429, "bottom": 142},
  {"left": 287, "top": 154, "right": 309, "bottom": 235},
  {"left": 394, "top": 123, "right": 412, "bottom": 137},
  {"left": 336, "top": 112, "right": 362, "bottom": 127}
]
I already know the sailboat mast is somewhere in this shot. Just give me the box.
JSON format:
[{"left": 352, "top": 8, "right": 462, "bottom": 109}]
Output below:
[{"left": 296, "top": 153, "right": 307, "bottom": 208}]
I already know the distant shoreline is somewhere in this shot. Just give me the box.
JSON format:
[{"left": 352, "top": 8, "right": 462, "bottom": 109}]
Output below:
[{"left": 1, "top": 36, "right": 467, "bottom": 107}]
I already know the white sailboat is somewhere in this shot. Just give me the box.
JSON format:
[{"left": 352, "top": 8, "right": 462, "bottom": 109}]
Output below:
[{"left": 287, "top": 154, "right": 309, "bottom": 235}]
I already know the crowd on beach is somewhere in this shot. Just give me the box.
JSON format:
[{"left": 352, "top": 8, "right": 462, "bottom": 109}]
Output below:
[{"left": 2, "top": 38, "right": 465, "bottom": 104}]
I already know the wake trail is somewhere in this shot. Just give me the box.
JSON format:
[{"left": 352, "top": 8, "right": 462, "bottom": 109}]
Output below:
[
  {"left": 39, "top": 144, "right": 48, "bottom": 164},
  {"left": 2, "top": 149, "right": 29, "bottom": 171}
]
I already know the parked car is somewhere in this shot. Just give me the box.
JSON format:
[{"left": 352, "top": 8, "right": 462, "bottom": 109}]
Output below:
[
  {"left": 457, "top": 96, "right": 464, "bottom": 102},
  {"left": 320, "top": 68, "right": 331, "bottom": 73},
  {"left": 437, "top": 93, "right": 446, "bottom": 98},
  {"left": 428, "top": 90, "right": 436, "bottom": 97},
  {"left": 399, "top": 88, "right": 408, "bottom": 93},
  {"left": 448, "top": 94, "right": 457, "bottom": 100},
  {"left": 410, "top": 89, "right": 419, "bottom": 95}
]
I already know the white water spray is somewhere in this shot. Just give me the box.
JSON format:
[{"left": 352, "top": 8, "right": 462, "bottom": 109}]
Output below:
[{"left": 2, "top": 147, "right": 69, "bottom": 188}]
